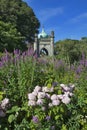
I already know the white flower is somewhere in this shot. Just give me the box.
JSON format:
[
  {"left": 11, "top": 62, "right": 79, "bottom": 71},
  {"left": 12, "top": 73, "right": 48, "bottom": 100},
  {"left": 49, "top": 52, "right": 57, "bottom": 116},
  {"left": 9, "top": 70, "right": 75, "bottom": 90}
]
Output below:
[
  {"left": 1, "top": 98, "right": 9, "bottom": 109},
  {"left": 62, "top": 96, "right": 71, "bottom": 104},
  {"left": 60, "top": 84, "right": 66, "bottom": 88},
  {"left": 52, "top": 99, "right": 60, "bottom": 106},
  {"left": 50, "top": 87, "right": 54, "bottom": 92},
  {"left": 28, "top": 100, "right": 36, "bottom": 106},
  {"left": 28, "top": 93, "right": 36, "bottom": 100},
  {"left": 70, "top": 84, "right": 75, "bottom": 88},
  {"left": 34, "top": 85, "right": 42, "bottom": 93},
  {"left": 42, "top": 106, "right": 46, "bottom": 111},
  {"left": 37, "top": 99, "right": 44, "bottom": 105},
  {"left": 62, "top": 86, "right": 70, "bottom": 92},
  {"left": 46, "top": 93, "right": 50, "bottom": 99},
  {"left": 57, "top": 94, "right": 64, "bottom": 100},
  {"left": 69, "top": 92, "right": 73, "bottom": 97},
  {"left": 64, "top": 92, "right": 70, "bottom": 96},
  {"left": 38, "top": 92, "right": 46, "bottom": 99},
  {"left": 48, "top": 103, "right": 53, "bottom": 107},
  {"left": 32, "top": 91, "right": 37, "bottom": 96},
  {"left": 64, "top": 92, "right": 73, "bottom": 97},
  {"left": 51, "top": 94, "right": 58, "bottom": 100},
  {"left": 42, "top": 86, "right": 50, "bottom": 92},
  {"left": 42, "top": 86, "right": 54, "bottom": 93}
]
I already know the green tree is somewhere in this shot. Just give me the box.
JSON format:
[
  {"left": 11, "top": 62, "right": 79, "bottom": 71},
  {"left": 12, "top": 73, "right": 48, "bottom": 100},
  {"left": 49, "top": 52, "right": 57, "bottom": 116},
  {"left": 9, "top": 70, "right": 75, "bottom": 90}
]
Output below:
[
  {"left": 0, "top": 0, "right": 40, "bottom": 42},
  {"left": 0, "top": 21, "right": 27, "bottom": 52},
  {"left": 55, "top": 39, "right": 81, "bottom": 64}
]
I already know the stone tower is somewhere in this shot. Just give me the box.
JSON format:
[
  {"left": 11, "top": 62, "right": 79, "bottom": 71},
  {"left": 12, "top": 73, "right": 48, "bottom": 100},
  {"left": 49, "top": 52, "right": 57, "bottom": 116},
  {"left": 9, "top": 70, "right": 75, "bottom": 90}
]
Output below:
[{"left": 34, "top": 28, "right": 54, "bottom": 57}]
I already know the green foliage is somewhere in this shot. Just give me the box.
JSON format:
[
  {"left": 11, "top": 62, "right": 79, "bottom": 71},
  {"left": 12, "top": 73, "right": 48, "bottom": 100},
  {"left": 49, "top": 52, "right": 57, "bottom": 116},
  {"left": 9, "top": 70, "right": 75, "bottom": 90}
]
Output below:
[
  {"left": 55, "top": 39, "right": 87, "bottom": 64},
  {"left": 0, "top": 21, "right": 27, "bottom": 52},
  {"left": 0, "top": 0, "right": 40, "bottom": 42},
  {"left": 0, "top": 49, "right": 87, "bottom": 129}
]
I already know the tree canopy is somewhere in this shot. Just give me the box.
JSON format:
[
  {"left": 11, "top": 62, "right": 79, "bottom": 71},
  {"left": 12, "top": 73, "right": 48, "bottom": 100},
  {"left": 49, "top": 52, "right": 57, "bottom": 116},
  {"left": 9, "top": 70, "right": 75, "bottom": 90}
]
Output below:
[
  {"left": 55, "top": 39, "right": 87, "bottom": 64},
  {"left": 0, "top": 0, "right": 40, "bottom": 52},
  {"left": 0, "top": 21, "right": 27, "bottom": 52}
]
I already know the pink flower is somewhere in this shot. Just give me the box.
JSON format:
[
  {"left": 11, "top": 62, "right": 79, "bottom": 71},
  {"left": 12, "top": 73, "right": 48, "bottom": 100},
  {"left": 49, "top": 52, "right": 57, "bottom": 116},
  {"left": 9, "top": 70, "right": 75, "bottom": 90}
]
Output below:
[
  {"left": 28, "top": 100, "right": 36, "bottom": 106},
  {"left": 28, "top": 93, "right": 36, "bottom": 100},
  {"left": 52, "top": 100, "right": 60, "bottom": 106}
]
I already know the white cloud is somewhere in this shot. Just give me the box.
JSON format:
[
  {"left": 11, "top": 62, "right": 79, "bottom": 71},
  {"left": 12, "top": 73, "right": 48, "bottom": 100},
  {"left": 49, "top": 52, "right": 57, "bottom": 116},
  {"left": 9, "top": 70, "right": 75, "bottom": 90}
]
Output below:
[
  {"left": 69, "top": 12, "right": 87, "bottom": 23},
  {"left": 38, "top": 7, "right": 63, "bottom": 22}
]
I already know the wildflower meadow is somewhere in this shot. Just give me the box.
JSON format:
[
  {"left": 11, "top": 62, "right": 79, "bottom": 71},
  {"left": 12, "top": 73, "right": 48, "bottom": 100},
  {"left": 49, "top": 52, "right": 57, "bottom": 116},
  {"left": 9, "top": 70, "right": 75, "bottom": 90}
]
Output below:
[{"left": 0, "top": 48, "right": 87, "bottom": 130}]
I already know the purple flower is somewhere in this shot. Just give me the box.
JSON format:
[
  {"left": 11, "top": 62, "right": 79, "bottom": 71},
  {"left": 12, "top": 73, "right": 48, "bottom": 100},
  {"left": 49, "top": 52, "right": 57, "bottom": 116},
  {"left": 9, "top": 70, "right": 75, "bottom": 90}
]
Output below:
[
  {"left": 32, "top": 116, "right": 39, "bottom": 123},
  {"left": 46, "top": 115, "right": 51, "bottom": 121},
  {"left": 80, "top": 60, "right": 85, "bottom": 66},
  {"left": 0, "top": 61, "right": 3, "bottom": 67},
  {"left": 76, "top": 65, "right": 82, "bottom": 74},
  {"left": 71, "top": 65, "right": 75, "bottom": 71},
  {"left": 14, "top": 49, "right": 20, "bottom": 55},
  {"left": 85, "top": 60, "right": 87, "bottom": 67},
  {"left": 54, "top": 60, "right": 64, "bottom": 69}
]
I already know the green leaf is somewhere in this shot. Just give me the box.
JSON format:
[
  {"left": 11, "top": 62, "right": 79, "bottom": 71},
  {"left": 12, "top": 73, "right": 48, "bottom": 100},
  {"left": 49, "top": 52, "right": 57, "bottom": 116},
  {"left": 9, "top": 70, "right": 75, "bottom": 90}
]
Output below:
[
  {"left": 7, "top": 106, "right": 20, "bottom": 113},
  {"left": 55, "top": 115, "right": 60, "bottom": 120},
  {"left": 8, "top": 114, "right": 15, "bottom": 123}
]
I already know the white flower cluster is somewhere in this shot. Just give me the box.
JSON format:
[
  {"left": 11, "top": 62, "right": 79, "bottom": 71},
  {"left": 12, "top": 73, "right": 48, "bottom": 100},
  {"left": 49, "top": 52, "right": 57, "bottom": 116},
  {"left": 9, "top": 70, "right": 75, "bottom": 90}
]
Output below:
[
  {"left": 28, "top": 84, "right": 75, "bottom": 107},
  {"left": 0, "top": 98, "right": 9, "bottom": 117}
]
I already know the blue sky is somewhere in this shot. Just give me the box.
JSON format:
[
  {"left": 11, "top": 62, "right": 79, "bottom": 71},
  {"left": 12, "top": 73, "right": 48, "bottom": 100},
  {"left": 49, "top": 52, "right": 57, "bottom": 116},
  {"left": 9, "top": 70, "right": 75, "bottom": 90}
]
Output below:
[{"left": 24, "top": 0, "right": 87, "bottom": 42}]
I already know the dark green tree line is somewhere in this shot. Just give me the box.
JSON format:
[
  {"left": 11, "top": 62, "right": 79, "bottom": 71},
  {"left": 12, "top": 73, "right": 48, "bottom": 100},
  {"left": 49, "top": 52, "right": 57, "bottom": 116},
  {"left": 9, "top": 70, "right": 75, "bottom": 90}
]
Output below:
[
  {"left": 55, "top": 39, "right": 87, "bottom": 64},
  {"left": 0, "top": 0, "right": 40, "bottom": 52}
]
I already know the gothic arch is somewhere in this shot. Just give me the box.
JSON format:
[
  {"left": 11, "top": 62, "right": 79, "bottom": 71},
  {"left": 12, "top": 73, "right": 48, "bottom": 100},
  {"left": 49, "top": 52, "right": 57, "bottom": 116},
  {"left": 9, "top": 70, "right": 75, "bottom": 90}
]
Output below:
[{"left": 40, "top": 48, "right": 48, "bottom": 56}]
